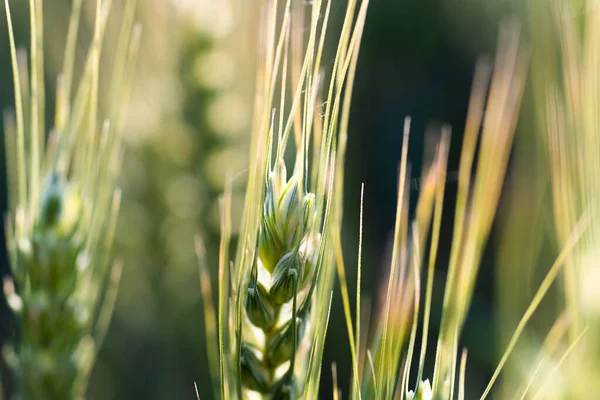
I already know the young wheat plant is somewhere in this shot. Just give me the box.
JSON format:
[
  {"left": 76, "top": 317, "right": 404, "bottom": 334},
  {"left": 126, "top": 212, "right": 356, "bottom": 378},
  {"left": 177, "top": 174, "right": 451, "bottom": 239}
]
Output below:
[
  {"left": 197, "top": 0, "right": 369, "bottom": 398},
  {"left": 2, "top": 1, "right": 139, "bottom": 398}
]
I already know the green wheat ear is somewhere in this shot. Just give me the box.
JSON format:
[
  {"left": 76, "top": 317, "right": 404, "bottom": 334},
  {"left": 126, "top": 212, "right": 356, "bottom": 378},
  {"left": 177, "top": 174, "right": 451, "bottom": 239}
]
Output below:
[
  {"left": 197, "top": 0, "right": 369, "bottom": 398},
  {"left": 2, "top": 1, "right": 140, "bottom": 398}
]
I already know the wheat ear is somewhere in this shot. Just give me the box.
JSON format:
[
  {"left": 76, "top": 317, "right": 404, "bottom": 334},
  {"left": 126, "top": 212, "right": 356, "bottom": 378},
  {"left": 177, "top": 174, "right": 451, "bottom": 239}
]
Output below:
[{"left": 2, "top": 1, "right": 139, "bottom": 398}]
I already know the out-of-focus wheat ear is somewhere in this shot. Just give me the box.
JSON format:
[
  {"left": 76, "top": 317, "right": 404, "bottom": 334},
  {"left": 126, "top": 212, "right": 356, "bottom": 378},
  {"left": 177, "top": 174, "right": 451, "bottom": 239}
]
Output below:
[
  {"left": 195, "top": 235, "right": 220, "bottom": 400},
  {"left": 480, "top": 214, "right": 589, "bottom": 399},
  {"left": 4, "top": 0, "right": 26, "bottom": 210}
]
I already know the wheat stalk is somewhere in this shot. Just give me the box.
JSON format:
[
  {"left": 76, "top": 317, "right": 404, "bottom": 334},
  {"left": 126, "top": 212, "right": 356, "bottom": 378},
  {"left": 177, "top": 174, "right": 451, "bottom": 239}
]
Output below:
[{"left": 1, "top": 1, "right": 139, "bottom": 398}]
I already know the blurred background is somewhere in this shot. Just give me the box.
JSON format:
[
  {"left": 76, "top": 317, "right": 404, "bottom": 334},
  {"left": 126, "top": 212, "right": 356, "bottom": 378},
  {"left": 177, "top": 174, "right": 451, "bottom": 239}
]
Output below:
[{"left": 0, "top": 0, "right": 542, "bottom": 399}]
